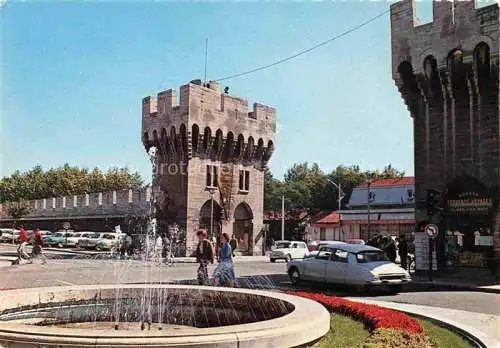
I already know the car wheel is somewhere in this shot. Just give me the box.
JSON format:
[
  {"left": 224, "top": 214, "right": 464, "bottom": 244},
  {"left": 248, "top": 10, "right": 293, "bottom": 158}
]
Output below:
[
  {"left": 285, "top": 254, "right": 292, "bottom": 262},
  {"left": 270, "top": 258, "right": 276, "bottom": 263},
  {"left": 388, "top": 285, "right": 402, "bottom": 294},
  {"left": 288, "top": 267, "right": 301, "bottom": 285}
]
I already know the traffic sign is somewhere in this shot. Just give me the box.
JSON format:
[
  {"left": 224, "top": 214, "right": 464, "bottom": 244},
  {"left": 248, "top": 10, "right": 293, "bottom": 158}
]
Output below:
[
  {"left": 424, "top": 224, "right": 439, "bottom": 238},
  {"left": 63, "top": 222, "right": 71, "bottom": 230}
]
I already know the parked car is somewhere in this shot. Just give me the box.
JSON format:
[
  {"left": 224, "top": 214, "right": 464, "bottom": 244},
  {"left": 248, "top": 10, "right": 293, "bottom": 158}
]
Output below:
[
  {"left": 96, "top": 233, "right": 123, "bottom": 251},
  {"left": 287, "top": 244, "right": 411, "bottom": 294},
  {"left": 64, "top": 232, "right": 85, "bottom": 247},
  {"left": 44, "top": 232, "right": 75, "bottom": 247},
  {"left": 269, "top": 240, "right": 309, "bottom": 262},
  {"left": 76, "top": 232, "right": 97, "bottom": 248},
  {"left": 78, "top": 233, "right": 106, "bottom": 250},
  {"left": 306, "top": 241, "right": 347, "bottom": 258},
  {"left": 0, "top": 229, "right": 20, "bottom": 243}
]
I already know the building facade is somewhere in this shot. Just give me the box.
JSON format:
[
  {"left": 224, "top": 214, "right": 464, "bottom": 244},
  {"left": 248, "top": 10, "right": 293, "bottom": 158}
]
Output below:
[
  {"left": 391, "top": 0, "right": 499, "bottom": 272},
  {"left": 306, "top": 178, "right": 416, "bottom": 242},
  {"left": 141, "top": 79, "right": 276, "bottom": 255}
]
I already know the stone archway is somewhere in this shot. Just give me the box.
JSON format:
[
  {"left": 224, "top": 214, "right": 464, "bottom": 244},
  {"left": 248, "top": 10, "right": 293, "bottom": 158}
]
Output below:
[
  {"left": 199, "top": 199, "right": 222, "bottom": 239},
  {"left": 233, "top": 202, "right": 253, "bottom": 253},
  {"left": 443, "top": 176, "right": 494, "bottom": 269}
]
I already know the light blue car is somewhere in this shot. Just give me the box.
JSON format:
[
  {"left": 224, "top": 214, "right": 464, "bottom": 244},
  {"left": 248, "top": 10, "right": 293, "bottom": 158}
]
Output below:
[{"left": 43, "top": 232, "right": 67, "bottom": 247}]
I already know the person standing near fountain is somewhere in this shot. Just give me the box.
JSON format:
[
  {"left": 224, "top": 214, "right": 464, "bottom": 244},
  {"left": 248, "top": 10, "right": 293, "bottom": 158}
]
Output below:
[
  {"left": 213, "top": 233, "right": 235, "bottom": 287},
  {"left": 195, "top": 229, "right": 214, "bottom": 285}
]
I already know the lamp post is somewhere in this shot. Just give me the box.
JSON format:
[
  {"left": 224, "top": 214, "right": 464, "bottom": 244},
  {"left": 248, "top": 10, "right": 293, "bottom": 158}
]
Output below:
[
  {"left": 209, "top": 188, "right": 216, "bottom": 240},
  {"left": 328, "top": 179, "right": 346, "bottom": 240},
  {"left": 367, "top": 180, "right": 373, "bottom": 240},
  {"left": 327, "top": 179, "right": 345, "bottom": 211}
]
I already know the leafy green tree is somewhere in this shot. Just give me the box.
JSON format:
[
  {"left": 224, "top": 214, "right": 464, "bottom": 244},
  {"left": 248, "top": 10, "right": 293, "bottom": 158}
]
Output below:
[
  {"left": 263, "top": 162, "right": 406, "bottom": 214},
  {"left": 0, "top": 164, "right": 144, "bottom": 203},
  {"left": 6, "top": 201, "right": 31, "bottom": 220}
]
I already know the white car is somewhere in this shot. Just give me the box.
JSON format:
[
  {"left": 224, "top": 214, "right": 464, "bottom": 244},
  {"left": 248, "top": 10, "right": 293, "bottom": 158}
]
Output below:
[
  {"left": 64, "top": 232, "right": 85, "bottom": 247},
  {"left": 96, "top": 233, "right": 123, "bottom": 251},
  {"left": 270, "top": 241, "right": 309, "bottom": 262},
  {"left": 0, "top": 229, "right": 20, "bottom": 243},
  {"left": 287, "top": 244, "right": 411, "bottom": 294},
  {"left": 307, "top": 241, "right": 347, "bottom": 258},
  {"left": 78, "top": 233, "right": 106, "bottom": 249}
]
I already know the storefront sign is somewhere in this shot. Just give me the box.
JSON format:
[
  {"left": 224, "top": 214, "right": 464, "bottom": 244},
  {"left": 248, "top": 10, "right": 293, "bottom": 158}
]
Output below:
[{"left": 447, "top": 192, "right": 492, "bottom": 214}]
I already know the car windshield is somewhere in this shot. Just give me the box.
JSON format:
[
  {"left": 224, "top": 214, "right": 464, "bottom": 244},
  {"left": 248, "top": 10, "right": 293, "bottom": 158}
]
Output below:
[
  {"left": 356, "top": 251, "right": 389, "bottom": 263},
  {"left": 89, "top": 235, "right": 100, "bottom": 239},
  {"left": 54, "top": 233, "right": 64, "bottom": 237},
  {"left": 102, "top": 234, "right": 115, "bottom": 239},
  {"left": 276, "top": 242, "right": 291, "bottom": 249}
]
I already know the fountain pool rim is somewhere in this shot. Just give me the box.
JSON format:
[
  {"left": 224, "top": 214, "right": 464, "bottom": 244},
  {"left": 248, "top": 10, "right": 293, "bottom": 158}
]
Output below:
[{"left": 0, "top": 284, "right": 330, "bottom": 347}]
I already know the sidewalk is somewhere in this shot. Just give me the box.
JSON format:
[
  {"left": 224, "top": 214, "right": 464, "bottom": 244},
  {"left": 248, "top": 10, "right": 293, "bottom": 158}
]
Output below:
[
  {"left": 346, "top": 297, "right": 500, "bottom": 348},
  {"left": 411, "top": 274, "right": 500, "bottom": 294}
]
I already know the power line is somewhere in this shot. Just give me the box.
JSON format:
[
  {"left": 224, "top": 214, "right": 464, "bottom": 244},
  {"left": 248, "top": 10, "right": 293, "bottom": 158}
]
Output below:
[{"left": 214, "top": 8, "right": 390, "bottom": 82}]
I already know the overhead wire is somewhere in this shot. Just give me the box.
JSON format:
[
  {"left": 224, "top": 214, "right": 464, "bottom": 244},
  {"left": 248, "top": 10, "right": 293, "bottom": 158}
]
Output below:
[{"left": 213, "top": 8, "right": 390, "bottom": 82}]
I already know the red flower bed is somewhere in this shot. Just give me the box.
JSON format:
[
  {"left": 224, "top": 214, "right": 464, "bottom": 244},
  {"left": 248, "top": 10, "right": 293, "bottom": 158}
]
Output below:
[{"left": 288, "top": 291, "right": 423, "bottom": 334}]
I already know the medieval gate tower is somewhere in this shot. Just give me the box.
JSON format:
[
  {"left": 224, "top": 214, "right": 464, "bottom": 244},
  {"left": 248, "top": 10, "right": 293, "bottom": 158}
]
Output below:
[
  {"left": 391, "top": 0, "right": 500, "bottom": 272},
  {"left": 142, "top": 80, "right": 276, "bottom": 256}
]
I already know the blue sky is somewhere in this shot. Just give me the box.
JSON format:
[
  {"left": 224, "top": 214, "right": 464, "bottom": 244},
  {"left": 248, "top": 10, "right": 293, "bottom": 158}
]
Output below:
[{"left": 0, "top": 1, "right": 494, "bottom": 182}]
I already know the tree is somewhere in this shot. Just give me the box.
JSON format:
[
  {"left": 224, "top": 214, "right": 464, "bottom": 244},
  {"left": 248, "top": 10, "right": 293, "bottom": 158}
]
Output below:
[
  {"left": 0, "top": 164, "right": 144, "bottom": 203},
  {"left": 263, "top": 162, "right": 407, "bottom": 214},
  {"left": 6, "top": 201, "right": 31, "bottom": 220}
]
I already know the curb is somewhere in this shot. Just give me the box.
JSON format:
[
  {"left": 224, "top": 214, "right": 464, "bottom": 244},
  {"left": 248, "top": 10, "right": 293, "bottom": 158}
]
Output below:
[
  {"left": 346, "top": 298, "right": 498, "bottom": 348},
  {"left": 412, "top": 280, "right": 500, "bottom": 294}
]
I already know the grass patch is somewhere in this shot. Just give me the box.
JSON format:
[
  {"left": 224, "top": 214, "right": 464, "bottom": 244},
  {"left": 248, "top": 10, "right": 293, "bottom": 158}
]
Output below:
[
  {"left": 420, "top": 318, "right": 473, "bottom": 348},
  {"left": 316, "top": 314, "right": 370, "bottom": 348}
]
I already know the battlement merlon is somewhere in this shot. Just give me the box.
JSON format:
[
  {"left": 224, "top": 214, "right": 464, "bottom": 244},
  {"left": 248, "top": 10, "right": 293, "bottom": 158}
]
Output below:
[
  {"left": 390, "top": 0, "right": 499, "bottom": 82},
  {"left": 142, "top": 80, "right": 277, "bottom": 124}
]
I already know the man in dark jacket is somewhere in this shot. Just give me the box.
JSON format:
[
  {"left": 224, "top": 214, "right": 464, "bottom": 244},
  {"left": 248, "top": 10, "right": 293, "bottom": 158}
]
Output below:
[
  {"left": 229, "top": 235, "right": 238, "bottom": 257},
  {"left": 398, "top": 235, "right": 408, "bottom": 270},
  {"left": 195, "top": 229, "right": 214, "bottom": 285}
]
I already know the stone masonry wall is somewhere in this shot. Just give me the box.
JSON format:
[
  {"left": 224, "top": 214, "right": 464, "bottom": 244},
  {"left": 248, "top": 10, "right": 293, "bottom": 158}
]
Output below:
[
  {"left": 142, "top": 79, "right": 276, "bottom": 256},
  {"left": 391, "top": 0, "right": 500, "bottom": 269}
]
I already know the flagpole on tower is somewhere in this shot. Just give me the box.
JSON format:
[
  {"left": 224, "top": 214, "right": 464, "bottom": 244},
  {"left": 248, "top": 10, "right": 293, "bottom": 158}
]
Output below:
[{"left": 204, "top": 38, "right": 208, "bottom": 82}]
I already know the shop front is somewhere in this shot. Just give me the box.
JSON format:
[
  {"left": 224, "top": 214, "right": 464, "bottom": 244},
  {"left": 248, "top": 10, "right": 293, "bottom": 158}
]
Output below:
[{"left": 441, "top": 176, "right": 496, "bottom": 270}]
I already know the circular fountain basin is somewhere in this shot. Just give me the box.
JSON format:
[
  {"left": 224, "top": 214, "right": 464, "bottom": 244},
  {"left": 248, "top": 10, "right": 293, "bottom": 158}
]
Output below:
[{"left": 0, "top": 284, "right": 330, "bottom": 347}]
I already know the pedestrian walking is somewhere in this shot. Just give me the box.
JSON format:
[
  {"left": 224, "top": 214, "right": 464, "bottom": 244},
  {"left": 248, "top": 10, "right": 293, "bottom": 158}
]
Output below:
[
  {"left": 32, "top": 228, "right": 47, "bottom": 264},
  {"left": 398, "top": 234, "right": 408, "bottom": 270},
  {"left": 229, "top": 235, "right": 238, "bottom": 257},
  {"left": 17, "top": 226, "right": 30, "bottom": 261},
  {"left": 195, "top": 229, "right": 214, "bottom": 285},
  {"left": 213, "top": 233, "right": 235, "bottom": 287}
]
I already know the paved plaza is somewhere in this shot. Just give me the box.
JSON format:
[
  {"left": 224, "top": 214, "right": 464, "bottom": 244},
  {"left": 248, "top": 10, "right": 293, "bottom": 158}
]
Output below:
[{"left": 1, "top": 245, "right": 499, "bottom": 317}]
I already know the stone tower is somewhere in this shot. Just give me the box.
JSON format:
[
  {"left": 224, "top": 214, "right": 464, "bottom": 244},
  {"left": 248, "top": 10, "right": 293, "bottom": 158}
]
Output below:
[
  {"left": 142, "top": 79, "right": 276, "bottom": 256},
  {"left": 391, "top": 0, "right": 500, "bottom": 272}
]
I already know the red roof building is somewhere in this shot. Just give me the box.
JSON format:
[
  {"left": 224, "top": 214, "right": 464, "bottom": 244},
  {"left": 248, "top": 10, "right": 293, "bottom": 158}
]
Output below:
[{"left": 306, "top": 177, "right": 415, "bottom": 242}]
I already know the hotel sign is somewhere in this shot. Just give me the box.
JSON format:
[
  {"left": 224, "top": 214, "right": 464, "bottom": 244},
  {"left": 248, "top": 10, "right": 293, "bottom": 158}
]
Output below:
[{"left": 447, "top": 192, "right": 493, "bottom": 214}]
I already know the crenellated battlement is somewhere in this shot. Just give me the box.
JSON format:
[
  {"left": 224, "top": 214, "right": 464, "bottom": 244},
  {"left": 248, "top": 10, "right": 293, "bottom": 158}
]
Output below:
[
  {"left": 391, "top": 0, "right": 499, "bottom": 80},
  {"left": 142, "top": 79, "right": 277, "bottom": 126}
]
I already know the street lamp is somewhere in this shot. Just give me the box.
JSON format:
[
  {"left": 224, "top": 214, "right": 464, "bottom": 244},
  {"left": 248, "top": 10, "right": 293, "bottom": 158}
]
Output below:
[
  {"left": 208, "top": 188, "right": 216, "bottom": 240},
  {"left": 327, "top": 179, "right": 345, "bottom": 210}
]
